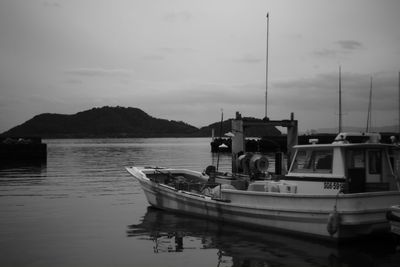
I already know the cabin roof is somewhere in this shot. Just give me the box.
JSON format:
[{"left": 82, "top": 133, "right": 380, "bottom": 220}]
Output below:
[
  {"left": 294, "top": 132, "right": 400, "bottom": 150},
  {"left": 293, "top": 142, "right": 399, "bottom": 149}
]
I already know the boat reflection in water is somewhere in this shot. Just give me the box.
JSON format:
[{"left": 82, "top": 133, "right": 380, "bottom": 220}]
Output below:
[{"left": 127, "top": 207, "right": 399, "bottom": 267}]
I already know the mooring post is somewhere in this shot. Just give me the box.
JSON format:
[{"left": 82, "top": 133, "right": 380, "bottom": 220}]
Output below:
[
  {"left": 275, "top": 152, "right": 283, "bottom": 175},
  {"left": 231, "top": 112, "right": 244, "bottom": 173},
  {"left": 286, "top": 112, "right": 298, "bottom": 170}
]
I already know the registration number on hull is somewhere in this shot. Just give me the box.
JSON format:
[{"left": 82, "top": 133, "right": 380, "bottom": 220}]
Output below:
[{"left": 323, "top": 181, "right": 344, "bottom": 190}]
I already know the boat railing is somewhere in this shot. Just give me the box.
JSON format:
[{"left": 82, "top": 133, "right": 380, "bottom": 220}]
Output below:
[
  {"left": 174, "top": 181, "right": 204, "bottom": 192},
  {"left": 149, "top": 169, "right": 233, "bottom": 200},
  {"left": 174, "top": 179, "right": 233, "bottom": 200},
  {"left": 152, "top": 175, "right": 220, "bottom": 194}
]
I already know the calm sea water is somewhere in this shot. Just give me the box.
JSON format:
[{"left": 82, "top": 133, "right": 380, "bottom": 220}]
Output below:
[{"left": 0, "top": 138, "right": 399, "bottom": 267}]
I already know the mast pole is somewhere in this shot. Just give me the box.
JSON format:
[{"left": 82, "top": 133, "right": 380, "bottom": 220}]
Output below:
[
  {"left": 366, "top": 76, "right": 372, "bottom": 132},
  {"left": 339, "top": 65, "right": 342, "bottom": 133},
  {"left": 398, "top": 72, "right": 400, "bottom": 134},
  {"left": 216, "top": 109, "right": 223, "bottom": 172},
  {"left": 265, "top": 12, "right": 269, "bottom": 119}
]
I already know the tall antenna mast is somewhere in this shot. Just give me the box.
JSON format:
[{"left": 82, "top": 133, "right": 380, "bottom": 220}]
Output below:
[
  {"left": 216, "top": 109, "right": 223, "bottom": 172},
  {"left": 338, "top": 65, "right": 342, "bottom": 133},
  {"left": 366, "top": 76, "right": 372, "bottom": 132},
  {"left": 265, "top": 12, "right": 269, "bottom": 119},
  {"left": 398, "top": 72, "right": 400, "bottom": 134}
]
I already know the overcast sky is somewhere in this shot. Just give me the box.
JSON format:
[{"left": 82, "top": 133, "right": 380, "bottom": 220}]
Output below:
[{"left": 1, "top": 0, "right": 400, "bottom": 133}]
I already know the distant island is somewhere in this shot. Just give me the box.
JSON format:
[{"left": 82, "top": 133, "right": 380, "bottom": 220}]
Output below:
[{"left": 1, "top": 106, "right": 281, "bottom": 138}]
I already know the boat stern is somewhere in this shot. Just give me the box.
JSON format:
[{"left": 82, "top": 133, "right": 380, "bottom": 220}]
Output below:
[{"left": 387, "top": 205, "right": 400, "bottom": 236}]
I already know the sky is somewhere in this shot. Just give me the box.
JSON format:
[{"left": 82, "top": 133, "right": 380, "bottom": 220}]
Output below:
[{"left": 1, "top": 0, "right": 400, "bottom": 133}]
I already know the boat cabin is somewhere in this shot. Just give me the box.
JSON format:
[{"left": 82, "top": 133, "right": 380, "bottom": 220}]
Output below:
[{"left": 285, "top": 133, "right": 400, "bottom": 195}]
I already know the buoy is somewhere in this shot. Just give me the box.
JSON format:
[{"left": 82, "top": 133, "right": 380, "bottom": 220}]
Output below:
[{"left": 327, "top": 210, "right": 340, "bottom": 236}]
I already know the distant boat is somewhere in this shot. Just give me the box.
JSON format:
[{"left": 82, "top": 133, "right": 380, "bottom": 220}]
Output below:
[{"left": 126, "top": 131, "right": 400, "bottom": 241}]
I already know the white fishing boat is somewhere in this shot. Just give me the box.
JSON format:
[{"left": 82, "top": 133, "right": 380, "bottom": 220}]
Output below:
[{"left": 126, "top": 127, "right": 400, "bottom": 240}]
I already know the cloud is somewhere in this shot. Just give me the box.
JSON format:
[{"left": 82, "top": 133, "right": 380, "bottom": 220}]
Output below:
[
  {"left": 42, "top": 1, "right": 61, "bottom": 8},
  {"left": 65, "top": 68, "right": 133, "bottom": 78},
  {"left": 272, "top": 71, "right": 397, "bottom": 113},
  {"left": 64, "top": 78, "right": 83, "bottom": 85},
  {"left": 336, "top": 40, "right": 363, "bottom": 50},
  {"left": 140, "top": 55, "right": 165, "bottom": 61},
  {"left": 234, "top": 54, "right": 263, "bottom": 64},
  {"left": 313, "top": 49, "right": 338, "bottom": 57},
  {"left": 159, "top": 47, "right": 196, "bottom": 54},
  {"left": 313, "top": 40, "right": 363, "bottom": 58},
  {"left": 139, "top": 48, "right": 196, "bottom": 62},
  {"left": 163, "top": 11, "right": 192, "bottom": 22}
]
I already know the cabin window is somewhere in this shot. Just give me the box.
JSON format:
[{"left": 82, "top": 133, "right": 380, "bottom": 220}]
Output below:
[
  {"left": 291, "top": 149, "right": 333, "bottom": 173},
  {"left": 368, "top": 150, "right": 382, "bottom": 174},
  {"left": 347, "top": 150, "right": 365, "bottom": 169},
  {"left": 348, "top": 150, "right": 365, "bottom": 168}
]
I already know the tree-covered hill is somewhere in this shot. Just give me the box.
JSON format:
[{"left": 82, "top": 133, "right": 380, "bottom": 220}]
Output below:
[
  {"left": 1, "top": 106, "right": 281, "bottom": 138},
  {"left": 1, "top": 106, "right": 199, "bottom": 138}
]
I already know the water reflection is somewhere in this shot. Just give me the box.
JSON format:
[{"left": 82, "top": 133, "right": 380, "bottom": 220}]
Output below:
[
  {"left": 0, "top": 159, "right": 46, "bottom": 170},
  {"left": 128, "top": 207, "right": 399, "bottom": 267},
  {"left": 0, "top": 161, "right": 46, "bottom": 186}
]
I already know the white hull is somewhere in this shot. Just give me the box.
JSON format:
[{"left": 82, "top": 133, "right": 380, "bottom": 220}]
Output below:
[{"left": 127, "top": 167, "right": 400, "bottom": 240}]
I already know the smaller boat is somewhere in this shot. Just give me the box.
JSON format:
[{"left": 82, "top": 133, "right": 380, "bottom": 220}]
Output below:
[{"left": 126, "top": 132, "right": 400, "bottom": 241}]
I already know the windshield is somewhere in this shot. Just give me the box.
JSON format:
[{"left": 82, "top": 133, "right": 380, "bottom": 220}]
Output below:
[{"left": 291, "top": 148, "right": 333, "bottom": 173}]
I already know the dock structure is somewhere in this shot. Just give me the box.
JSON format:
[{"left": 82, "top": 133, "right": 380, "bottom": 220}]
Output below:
[
  {"left": 231, "top": 112, "right": 298, "bottom": 173},
  {"left": 211, "top": 132, "right": 400, "bottom": 154},
  {"left": 212, "top": 112, "right": 400, "bottom": 173},
  {"left": 0, "top": 137, "right": 47, "bottom": 163}
]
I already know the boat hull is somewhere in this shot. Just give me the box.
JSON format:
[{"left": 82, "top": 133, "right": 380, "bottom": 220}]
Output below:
[
  {"left": 127, "top": 167, "right": 400, "bottom": 241},
  {"left": 387, "top": 205, "right": 400, "bottom": 237}
]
